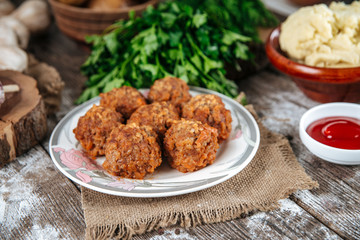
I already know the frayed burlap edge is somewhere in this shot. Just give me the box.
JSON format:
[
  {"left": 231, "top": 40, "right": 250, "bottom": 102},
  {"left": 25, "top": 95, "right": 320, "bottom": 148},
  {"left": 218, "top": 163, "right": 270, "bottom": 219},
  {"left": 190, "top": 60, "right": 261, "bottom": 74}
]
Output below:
[
  {"left": 83, "top": 145, "right": 318, "bottom": 240},
  {"left": 84, "top": 203, "right": 282, "bottom": 240},
  {"left": 84, "top": 177, "right": 317, "bottom": 240}
]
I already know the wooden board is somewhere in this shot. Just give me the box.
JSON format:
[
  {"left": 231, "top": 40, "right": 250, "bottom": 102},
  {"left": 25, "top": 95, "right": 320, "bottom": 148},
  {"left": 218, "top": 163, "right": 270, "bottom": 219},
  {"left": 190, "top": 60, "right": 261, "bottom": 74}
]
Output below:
[
  {"left": 2, "top": 5, "right": 359, "bottom": 238},
  {"left": 0, "top": 70, "right": 47, "bottom": 167},
  {"left": 0, "top": 78, "right": 21, "bottom": 116},
  {"left": 238, "top": 69, "right": 360, "bottom": 240},
  {"left": 0, "top": 145, "right": 85, "bottom": 239}
]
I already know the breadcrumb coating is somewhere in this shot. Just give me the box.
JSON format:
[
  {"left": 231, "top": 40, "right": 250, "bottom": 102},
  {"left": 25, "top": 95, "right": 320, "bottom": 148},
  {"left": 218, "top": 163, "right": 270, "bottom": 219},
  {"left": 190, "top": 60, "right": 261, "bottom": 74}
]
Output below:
[
  {"left": 164, "top": 119, "right": 219, "bottom": 173},
  {"left": 100, "top": 86, "right": 147, "bottom": 119},
  {"left": 147, "top": 77, "right": 191, "bottom": 111},
  {"left": 103, "top": 123, "right": 162, "bottom": 179},
  {"left": 182, "top": 94, "right": 232, "bottom": 142},
  {"left": 73, "top": 105, "right": 124, "bottom": 159},
  {"left": 128, "top": 101, "right": 180, "bottom": 138}
]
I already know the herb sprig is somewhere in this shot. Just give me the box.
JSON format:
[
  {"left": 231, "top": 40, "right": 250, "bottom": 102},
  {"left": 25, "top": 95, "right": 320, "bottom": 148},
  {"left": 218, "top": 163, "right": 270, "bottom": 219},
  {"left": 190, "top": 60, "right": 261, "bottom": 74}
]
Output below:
[
  {"left": 183, "top": 0, "right": 279, "bottom": 42},
  {"left": 77, "top": 0, "right": 277, "bottom": 104}
]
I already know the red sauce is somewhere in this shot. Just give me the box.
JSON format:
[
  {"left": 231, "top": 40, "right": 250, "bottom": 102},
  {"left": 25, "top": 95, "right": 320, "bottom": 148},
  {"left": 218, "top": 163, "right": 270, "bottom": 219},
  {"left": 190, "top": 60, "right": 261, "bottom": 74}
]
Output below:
[{"left": 306, "top": 116, "right": 360, "bottom": 150}]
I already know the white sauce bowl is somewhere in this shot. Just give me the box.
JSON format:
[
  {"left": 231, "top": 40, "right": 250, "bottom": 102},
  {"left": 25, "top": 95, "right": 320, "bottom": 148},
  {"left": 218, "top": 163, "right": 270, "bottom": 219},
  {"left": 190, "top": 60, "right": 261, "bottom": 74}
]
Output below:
[{"left": 299, "top": 102, "right": 360, "bottom": 165}]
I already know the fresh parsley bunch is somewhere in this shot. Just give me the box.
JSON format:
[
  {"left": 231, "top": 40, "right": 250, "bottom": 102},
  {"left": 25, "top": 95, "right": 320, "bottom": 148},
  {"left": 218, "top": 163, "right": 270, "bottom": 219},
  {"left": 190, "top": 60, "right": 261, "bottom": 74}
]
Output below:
[
  {"left": 183, "top": 0, "right": 279, "bottom": 42},
  {"left": 77, "top": 1, "right": 263, "bottom": 104}
]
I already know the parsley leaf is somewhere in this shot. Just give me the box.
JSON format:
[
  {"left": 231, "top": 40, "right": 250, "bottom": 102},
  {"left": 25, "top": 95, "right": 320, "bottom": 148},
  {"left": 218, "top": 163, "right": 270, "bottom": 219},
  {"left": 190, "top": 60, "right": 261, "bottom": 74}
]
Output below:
[{"left": 77, "top": 0, "right": 277, "bottom": 103}]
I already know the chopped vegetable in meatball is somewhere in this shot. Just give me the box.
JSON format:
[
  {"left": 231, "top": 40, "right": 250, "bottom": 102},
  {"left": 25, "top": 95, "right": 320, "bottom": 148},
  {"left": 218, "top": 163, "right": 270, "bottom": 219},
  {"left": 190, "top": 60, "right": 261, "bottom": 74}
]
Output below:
[
  {"left": 73, "top": 104, "right": 124, "bottom": 159},
  {"left": 100, "top": 86, "right": 147, "bottom": 119},
  {"left": 103, "top": 123, "right": 162, "bottom": 179},
  {"left": 147, "top": 76, "right": 191, "bottom": 111},
  {"left": 182, "top": 94, "right": 232, "bottom": 142},
  {"left": 127, "top": 101, "right": 180, "bottom": 138},
  {"left": 163, "top": 119, "right": 219, "bottom": 173}
]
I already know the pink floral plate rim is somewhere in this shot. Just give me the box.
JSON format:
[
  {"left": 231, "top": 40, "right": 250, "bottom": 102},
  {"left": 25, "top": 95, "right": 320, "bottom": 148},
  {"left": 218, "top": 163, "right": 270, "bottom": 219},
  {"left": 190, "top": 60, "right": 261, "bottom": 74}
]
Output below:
[{"left": 49, "top": 87, "right": 260, "bottom": 198}]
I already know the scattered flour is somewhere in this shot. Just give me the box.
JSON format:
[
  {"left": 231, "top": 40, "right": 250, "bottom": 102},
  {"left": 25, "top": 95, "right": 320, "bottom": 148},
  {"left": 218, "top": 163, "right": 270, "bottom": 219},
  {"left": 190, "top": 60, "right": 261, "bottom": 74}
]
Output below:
[
  {"left": 29, "top": 224, "right": 62, "bottom": 240},
  {"left": 244, "top": 198, "right": 341, "bottom": 239},
  {"left": 279, "top": 198, "right": 303, "bottom": 215},
  {"left": 246, "top": 212, "right": 283, "bottom": 239},
  {"left": 0, "top": 196, "right": 6, "bottom": 223},
  {"left": 148, "top": 228, "right": 199, "bottom": 240},
  {"left": 295, "top": 189, "right": 360, "bottom": 236},
  {"left": 313, "top": 225, "right": 343, "bottom": 240},
  {"left": 1, "top": 168, "right": 43, "bottom": 232},
  {"left": 0, "top": 146, "right": 67, "bottom": 239}
]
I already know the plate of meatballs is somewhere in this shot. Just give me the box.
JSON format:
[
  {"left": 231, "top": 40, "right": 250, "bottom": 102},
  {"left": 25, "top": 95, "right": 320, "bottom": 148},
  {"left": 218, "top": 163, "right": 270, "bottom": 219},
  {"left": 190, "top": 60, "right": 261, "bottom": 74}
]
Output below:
[{"left": 49, "top": 77, "right": 260, "bottom": 197}]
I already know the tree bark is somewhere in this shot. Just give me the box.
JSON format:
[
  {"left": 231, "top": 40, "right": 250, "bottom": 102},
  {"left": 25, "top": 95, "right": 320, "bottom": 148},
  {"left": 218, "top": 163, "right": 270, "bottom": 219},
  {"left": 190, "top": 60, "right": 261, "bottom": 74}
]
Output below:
[{"left": 0, "top": 70, "right": 47, "bottom": 167}]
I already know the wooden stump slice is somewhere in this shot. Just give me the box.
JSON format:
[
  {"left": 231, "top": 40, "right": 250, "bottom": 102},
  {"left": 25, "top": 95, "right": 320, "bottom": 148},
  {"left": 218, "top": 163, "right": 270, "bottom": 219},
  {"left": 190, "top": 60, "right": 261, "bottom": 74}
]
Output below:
[
  {"left": 0, "top": 78, "right": 21, "bottom": 116},
  {"left": 0, "top": 70, "right": 47, "bottom": 167}
]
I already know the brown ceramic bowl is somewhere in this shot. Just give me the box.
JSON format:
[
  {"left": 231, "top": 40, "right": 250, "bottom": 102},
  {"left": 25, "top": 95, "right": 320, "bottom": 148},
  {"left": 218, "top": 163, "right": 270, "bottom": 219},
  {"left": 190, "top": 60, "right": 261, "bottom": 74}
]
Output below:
[
  {"left": 288, "top": 0, "right": 325, "bottom": 6},
  {"left": 266, "top": 26, "right": 360, "bottom": 103},
  {"left": 48, "top": 0, "right": 158, "bottom": 42}
]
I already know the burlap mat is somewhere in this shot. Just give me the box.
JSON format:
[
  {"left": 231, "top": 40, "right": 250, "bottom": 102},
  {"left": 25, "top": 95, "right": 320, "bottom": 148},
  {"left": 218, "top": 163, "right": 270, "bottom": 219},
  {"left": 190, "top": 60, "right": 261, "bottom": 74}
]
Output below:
[{"left": 81, "top": 105, "right": 318, "bottom": 240}]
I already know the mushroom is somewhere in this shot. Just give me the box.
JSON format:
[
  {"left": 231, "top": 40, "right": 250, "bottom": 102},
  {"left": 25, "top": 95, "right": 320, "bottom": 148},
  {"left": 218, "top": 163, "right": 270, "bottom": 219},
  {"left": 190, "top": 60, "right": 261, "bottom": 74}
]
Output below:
[
  {"left": 0, "top": 45, "right": 28, "bottom": 72},
  {"left": 0, "top": 24, "right": 17, "bottom": 46},
  {"left": 11, "top": 0, "right": 50, "bottom": 34},
  {"left": 0, "top": 0, "right": 15, "bottom": 17},
  {"left": 0, "top": 0, "right": 51, "bottom": 73},
  {"left": 0, "top": 16, "right": 30, "bottom": 49}
]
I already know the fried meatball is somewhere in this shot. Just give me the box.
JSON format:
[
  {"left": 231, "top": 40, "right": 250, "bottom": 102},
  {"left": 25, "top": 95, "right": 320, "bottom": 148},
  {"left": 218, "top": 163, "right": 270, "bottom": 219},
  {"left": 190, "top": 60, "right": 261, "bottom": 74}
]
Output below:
[
  {"left": 73, "top": 105, "right": 124, "bottom": 159},
  {"left": 100, "top": 86, "right": 147, "bottom": 119},
  {"left": 147, "top": 76, "right": 191, "bottom": 111},
  {"left": 163, "top": 119, "right": 219, "bottom": 173},
  {"left": 182, "top": 94, "right": 232, "bottom": 142},
  {"left": 127, "top": 101, "right": 180, "bottom": 138},
  {"left": 103, "top": 123, "right": 162, "bottom": 179}
]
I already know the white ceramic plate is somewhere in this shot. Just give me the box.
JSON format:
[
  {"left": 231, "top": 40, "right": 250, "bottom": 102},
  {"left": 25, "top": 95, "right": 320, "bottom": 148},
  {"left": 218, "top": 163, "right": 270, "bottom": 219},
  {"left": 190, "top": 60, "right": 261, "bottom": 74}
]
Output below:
[{"left": 49, "top": 87, "right": 260, "bottom": 198}]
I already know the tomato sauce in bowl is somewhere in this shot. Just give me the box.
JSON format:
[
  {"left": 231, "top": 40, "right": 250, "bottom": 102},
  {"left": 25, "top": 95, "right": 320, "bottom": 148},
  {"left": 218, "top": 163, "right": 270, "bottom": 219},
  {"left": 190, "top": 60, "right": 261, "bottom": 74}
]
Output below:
[
  {"left": 306, "top": 116, "right": 360, "bottom": 150},
  {"left": 299, "top": 102, "right": 360, "bottom": 165}
]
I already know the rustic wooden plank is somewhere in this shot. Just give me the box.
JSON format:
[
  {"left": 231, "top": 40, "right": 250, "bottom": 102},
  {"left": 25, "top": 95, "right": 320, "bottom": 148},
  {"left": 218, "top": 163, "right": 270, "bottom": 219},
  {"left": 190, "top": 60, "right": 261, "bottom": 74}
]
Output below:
[
  {"left": 9, "top": 143, "right": 341, "bottom": 240},
  {"left": 5, "top": 13, "right": 353, "bottom": 239},
  {"left": 239, "top": 68, "right": 360, "bottom": 240},
  {"left": 132, "top": 199, "right": 341, "bottom": 240},
  {"left": 0, "top": 145, "right": 85, "bottom": 240}
]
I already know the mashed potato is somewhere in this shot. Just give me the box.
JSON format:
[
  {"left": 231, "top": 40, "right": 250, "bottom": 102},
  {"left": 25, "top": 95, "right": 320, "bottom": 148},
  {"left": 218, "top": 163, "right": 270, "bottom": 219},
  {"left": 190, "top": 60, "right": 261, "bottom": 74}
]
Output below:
[{"left": 279, "top": 2, "right": 360, "bottom": 68}]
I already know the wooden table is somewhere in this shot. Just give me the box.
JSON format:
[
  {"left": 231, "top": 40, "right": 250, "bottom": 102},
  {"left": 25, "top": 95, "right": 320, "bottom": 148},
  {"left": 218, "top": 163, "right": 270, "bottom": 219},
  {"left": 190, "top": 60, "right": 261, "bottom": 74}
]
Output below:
[{"left": 1, "top": 16, "right": 360, "bottom": 240}]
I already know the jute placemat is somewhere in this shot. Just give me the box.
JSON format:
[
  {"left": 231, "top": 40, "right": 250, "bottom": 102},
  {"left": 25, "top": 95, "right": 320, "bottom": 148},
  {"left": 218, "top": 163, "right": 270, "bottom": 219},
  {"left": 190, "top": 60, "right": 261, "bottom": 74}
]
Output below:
[{"left": 81, "top": 105, "right": 318, "bottom": 240}]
